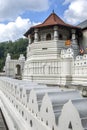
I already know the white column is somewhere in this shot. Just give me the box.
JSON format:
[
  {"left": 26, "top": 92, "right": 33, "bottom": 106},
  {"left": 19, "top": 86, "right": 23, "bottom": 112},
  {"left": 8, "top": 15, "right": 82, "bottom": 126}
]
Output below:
[
  {"left": 54, "top": 26, "right": 58, "bottom": 40},
  {"left": 28, "top": 35, "right": 31, "bottom": 44},
  {"left": 34, "top": 29, "right": 39, "bottom": 42},
  {"left": 71, "top": 29, "right": 79, "bottom": 57},
  {"left": 71, "top": 29, "right": 76, "bottom": 41}
]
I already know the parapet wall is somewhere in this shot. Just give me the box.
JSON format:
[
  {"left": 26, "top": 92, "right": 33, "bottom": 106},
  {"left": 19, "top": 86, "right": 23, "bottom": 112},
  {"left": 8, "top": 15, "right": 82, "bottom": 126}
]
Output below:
[
  {"left": 61, "top": 48, "right": 87, "bottom": 86},
  {"left": 0, "top": 77, "right": 85, "bottom": 130}
]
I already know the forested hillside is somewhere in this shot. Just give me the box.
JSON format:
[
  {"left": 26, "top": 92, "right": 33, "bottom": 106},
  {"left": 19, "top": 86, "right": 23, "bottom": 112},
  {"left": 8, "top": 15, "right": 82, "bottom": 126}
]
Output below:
[{"left": 0, "top": 38, "right": 28, "bottom": 71}]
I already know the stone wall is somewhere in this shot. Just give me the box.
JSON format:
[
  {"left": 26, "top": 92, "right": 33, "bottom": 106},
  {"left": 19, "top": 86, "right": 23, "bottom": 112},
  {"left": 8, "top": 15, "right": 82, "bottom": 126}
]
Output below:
[
  {"left": 0, "top": 77, "right": 85, "bottom": 130},
  {"left": 5, "top": 53, "right": 25, "bottom": 78}
]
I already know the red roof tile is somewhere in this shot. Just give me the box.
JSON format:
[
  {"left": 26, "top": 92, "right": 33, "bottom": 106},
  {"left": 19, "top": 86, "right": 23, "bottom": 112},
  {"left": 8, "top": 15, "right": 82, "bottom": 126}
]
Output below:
[
  {"left": 24, "top": 12, "right": 81, "bottom": 37},
  {"left": 32, "top": 12, "right": 79, "bottom": 28},
  {"left": 35, "top": 12, "right": 65, "bottom": 27}
]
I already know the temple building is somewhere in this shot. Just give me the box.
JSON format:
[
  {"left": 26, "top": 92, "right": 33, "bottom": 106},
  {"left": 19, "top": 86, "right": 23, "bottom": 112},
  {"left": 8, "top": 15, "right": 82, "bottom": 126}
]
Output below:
[
  {"left": 23, "top": 12, "right": 82, "bottom": 85},
  {"left": 1, "top": 12, "right": 87, "bottom": 130}
]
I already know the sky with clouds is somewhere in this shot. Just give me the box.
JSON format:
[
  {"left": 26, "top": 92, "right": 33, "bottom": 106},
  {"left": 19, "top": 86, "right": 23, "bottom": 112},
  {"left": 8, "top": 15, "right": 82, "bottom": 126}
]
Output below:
[{"left": 0, "top": 0, "right": 87, "bottom": 42}]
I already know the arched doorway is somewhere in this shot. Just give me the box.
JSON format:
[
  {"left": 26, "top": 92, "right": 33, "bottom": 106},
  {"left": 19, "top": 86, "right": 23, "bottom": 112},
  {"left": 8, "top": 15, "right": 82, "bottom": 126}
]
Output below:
[{"left": 16, "top": 64, "right": 21, "bottom": 76}]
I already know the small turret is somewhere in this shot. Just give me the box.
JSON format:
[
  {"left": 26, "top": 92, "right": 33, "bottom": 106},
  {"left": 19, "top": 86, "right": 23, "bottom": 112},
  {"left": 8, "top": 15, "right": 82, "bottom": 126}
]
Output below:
[
  {"left": 6, "top": 53, "right": 11, "bottom": 61},
  {"left": 19, "top": 54, "right": 25, "bottom": 61}
]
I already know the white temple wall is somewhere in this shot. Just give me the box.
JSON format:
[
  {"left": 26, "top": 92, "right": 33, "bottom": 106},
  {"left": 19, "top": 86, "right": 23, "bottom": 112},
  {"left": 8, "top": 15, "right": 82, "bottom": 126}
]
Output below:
[
  {"left": 23, "top": 59, "right": 62, "bottom": 85},
  {"left": 23, "top": 28, "right": 79, "bottom": 85},
  {"left": 72, "top": 54, "right": 87, "bottom": 85},
  {"left": 5, "top": 54, "right": 25, "bottom": 78},
  {"left": 82, "top": 30, "right": 87, "bottom": 53},
  {"left": 0, "top": 77, "right": 85, "bottom": 130}
]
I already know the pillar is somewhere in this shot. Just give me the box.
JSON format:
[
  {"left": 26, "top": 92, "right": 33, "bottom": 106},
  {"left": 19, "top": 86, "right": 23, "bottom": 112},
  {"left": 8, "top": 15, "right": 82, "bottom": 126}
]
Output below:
[
  {"left": 34, "top": 29, "right": 39, "bottom": 42},
  {"left": 71, "top": 29, "right": 79, "bottom": 57},
  {"left": 28, "top": 35, "right": 31, "bottom": 44},
  {"left": 54, "top": 26, "right": 58, "bottom": 40},
  {"left": 71, "top": 29, "right": 76, "bottom": 41}
]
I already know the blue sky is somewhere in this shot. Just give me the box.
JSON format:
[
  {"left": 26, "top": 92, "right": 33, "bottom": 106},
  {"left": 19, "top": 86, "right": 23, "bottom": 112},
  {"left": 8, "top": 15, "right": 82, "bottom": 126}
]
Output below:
[
  {"left": 20, "top": 0, "right": 68, "bottom": 23},
  {"left": 0, "top": 0, "right": 87, "bottom": 42}
]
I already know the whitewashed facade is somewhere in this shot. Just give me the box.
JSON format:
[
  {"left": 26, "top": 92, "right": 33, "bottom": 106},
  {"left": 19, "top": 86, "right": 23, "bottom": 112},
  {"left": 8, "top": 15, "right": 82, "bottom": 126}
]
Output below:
[
  {"left": 23, "top": 12, "right": 82, "bottom": 86},
  {"left": 0, "top": 12, "right": 87, "bottom": 130},
  {"left": 5, "top": 53, "right": 25, "bottom": 78}
]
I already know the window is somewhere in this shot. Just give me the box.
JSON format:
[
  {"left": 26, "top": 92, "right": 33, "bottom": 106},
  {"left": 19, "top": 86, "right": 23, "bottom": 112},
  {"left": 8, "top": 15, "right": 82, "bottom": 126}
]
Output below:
[
  {"left": 52, "top": 126, "right": 54, "bottom": 130},
  {"left": 22, "top": 111, "right": 24, "bottom": 117},
  {"left": 41, "top": 118, "right": 43, "bottom": 121},
  {"left": 30, "top": 120, "right": 33, "bottom": 127},
  {"left": 16, "top": 64, "right": 21, "bottom": 76},
  {"left": 59, "top": 34, "right": 63, "bottom": 40},
  {"left": 39, "top": 35, "right": 41, "bottom": 41},
  {"left": 16, "top": 105, "right": 18, "bottom": 109},
  {"left": 42, "top": 48, "right": 47, "bottom": 50},
  {"left": 31, "top": 36, "right": 34, "bottom": 43},
  {"left": 46, "top": 121, "right": 48, "bottom": 126},
  {"left": 68, "top": 122, "right": 72, "bottom": 129},
  {"left": 46, "top": 108, "right": 48, "bottom": 113},
  {"left": 46, "top": 33, "right": 51, "bottom": 40}
]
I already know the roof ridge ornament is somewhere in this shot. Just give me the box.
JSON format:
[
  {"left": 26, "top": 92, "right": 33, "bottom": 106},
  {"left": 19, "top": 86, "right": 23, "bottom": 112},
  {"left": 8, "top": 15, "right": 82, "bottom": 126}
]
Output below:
[{"left": 52, "top": 9, "right": 54, "bottom": 14}]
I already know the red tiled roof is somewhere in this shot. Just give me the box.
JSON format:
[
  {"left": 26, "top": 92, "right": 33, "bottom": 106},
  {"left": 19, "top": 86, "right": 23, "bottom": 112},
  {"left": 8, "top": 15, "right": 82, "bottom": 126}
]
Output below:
[
  {"left": 32, "top": 12, "right": 79, "bottom": 28},
  {"left": 24, "top": 12, "right": 81, "bottom": 37},
  {"left": 34, "top": 12, "right": 66, "bottom": 27}
]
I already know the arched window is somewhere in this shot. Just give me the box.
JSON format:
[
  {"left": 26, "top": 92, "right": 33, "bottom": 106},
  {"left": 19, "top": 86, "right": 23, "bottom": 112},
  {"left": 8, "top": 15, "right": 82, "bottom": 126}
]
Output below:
[
  {"left": 68, "top": 121, "right": 72, "bottom": 129},
  {"left": 59, "top": 34, "right": 63, "bottom": 40},
  {"left": 46, "top": 33, "right": 51, "bottom": 40},
  {"left": 16, "top": 64, "right": 21, "bottom": 75},
  {"left": 30, "top": 120, "right": 33, "bottom": 127}
]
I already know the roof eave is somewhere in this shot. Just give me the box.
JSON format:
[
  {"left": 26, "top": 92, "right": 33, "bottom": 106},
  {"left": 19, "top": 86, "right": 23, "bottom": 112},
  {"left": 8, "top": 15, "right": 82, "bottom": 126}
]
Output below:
[
  {"left": 24, "top": 23, "right": 81, "bottom": 37},
  {"left": 82, "top": 27, "right": 87, "bottom": 31}
]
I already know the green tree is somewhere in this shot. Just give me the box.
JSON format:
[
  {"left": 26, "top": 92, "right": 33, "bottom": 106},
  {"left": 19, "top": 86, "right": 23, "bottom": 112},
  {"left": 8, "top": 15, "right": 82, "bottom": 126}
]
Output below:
[{"left": 0, "top": 38, "right": 28, "bottom": 71}]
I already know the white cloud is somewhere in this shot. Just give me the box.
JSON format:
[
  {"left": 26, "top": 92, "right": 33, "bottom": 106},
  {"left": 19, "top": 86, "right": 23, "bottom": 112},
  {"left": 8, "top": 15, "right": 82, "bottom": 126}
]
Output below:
[
  {"left": 63, "top": 0, "right": 87, "bottom": 24},
  {"left": 0, "top": 17, "right": 36, "bottom": 42},
  {"left": 0, "top": 0, "right": 49, "bottom": 21}
]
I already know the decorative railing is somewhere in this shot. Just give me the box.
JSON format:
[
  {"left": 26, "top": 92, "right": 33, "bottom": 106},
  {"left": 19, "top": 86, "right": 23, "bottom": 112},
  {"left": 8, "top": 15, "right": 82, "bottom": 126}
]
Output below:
[{"left": 0, "top": 77, "right": 85, "bottom": 130}]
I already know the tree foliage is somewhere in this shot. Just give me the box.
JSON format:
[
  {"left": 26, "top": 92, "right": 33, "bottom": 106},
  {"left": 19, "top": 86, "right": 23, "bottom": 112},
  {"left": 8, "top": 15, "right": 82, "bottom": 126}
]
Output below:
[{"left": 0, "top": 38, "right": 28, "bottom": 71}]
